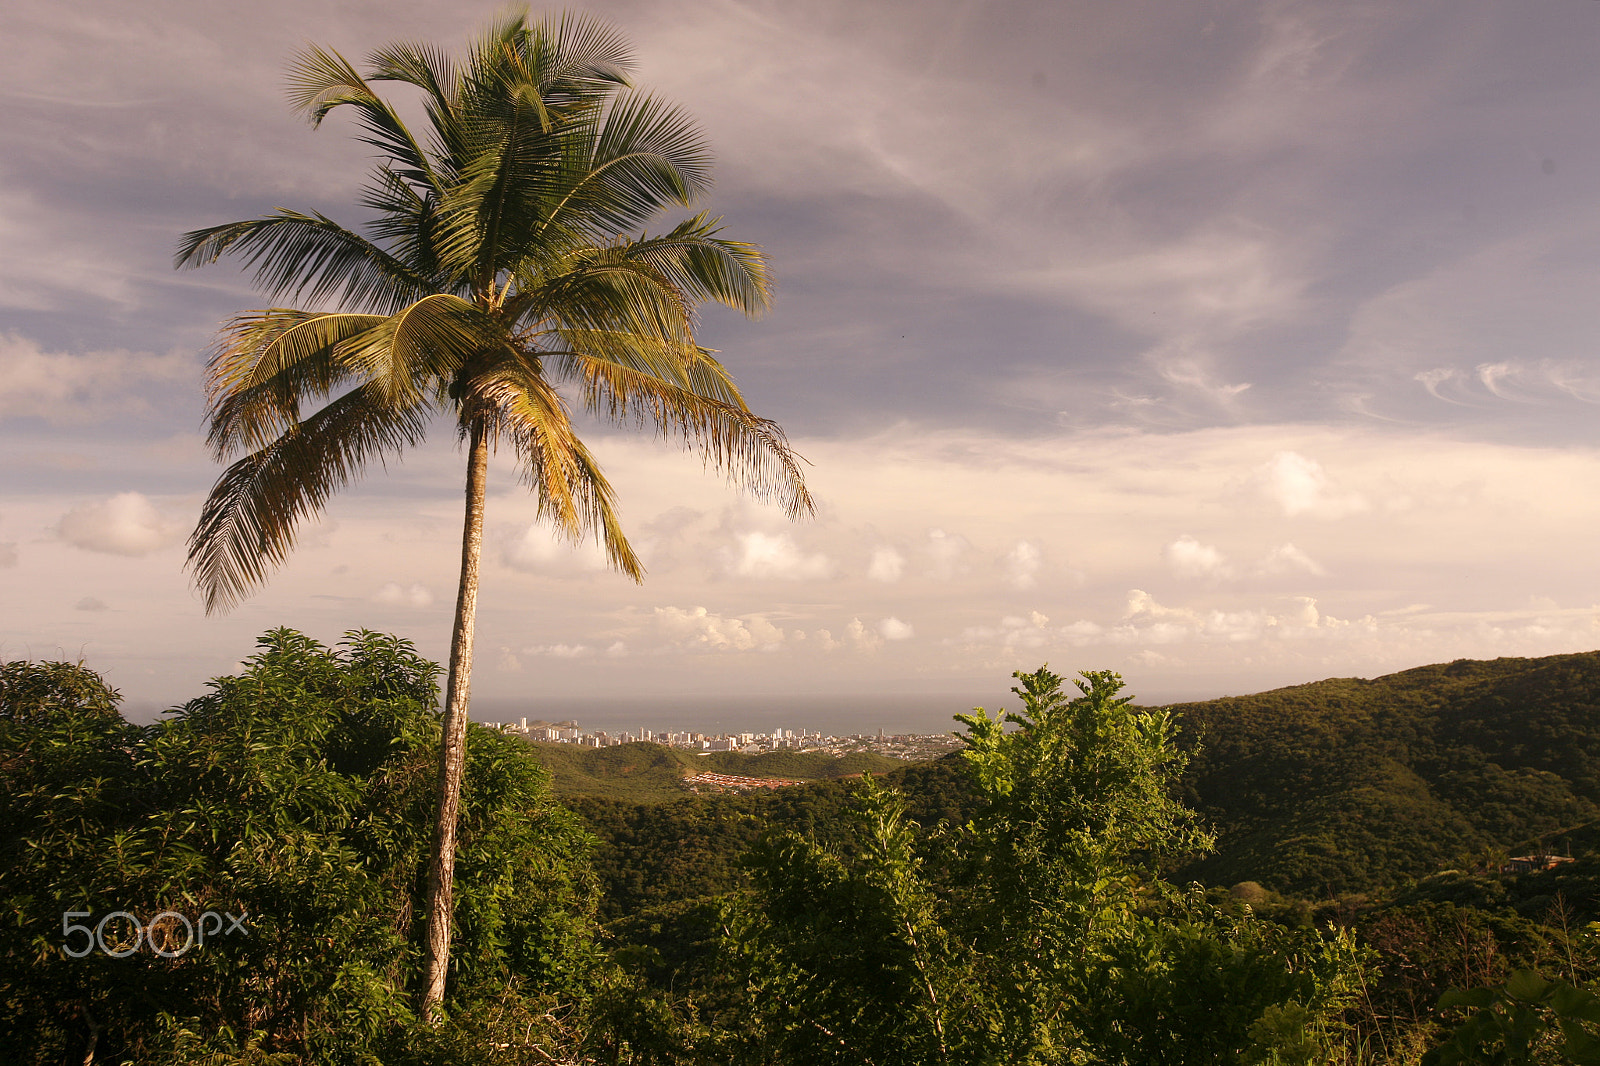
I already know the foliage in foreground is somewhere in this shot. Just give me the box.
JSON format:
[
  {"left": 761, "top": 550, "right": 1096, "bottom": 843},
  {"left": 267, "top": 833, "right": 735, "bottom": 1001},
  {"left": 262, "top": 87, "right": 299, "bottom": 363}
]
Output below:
[
  {"left": 0, "top": 630, "right": 599, "bottom": 1065},
  {"left": 722, "top": 668, "right": 1371, "bottom": 1065}
]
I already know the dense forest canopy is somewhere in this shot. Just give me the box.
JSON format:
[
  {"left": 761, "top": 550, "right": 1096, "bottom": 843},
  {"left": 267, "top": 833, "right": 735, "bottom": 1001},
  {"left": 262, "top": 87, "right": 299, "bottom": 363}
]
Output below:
[{"left": 1170, "top": 652, "right": 1600, "bottom": 894}]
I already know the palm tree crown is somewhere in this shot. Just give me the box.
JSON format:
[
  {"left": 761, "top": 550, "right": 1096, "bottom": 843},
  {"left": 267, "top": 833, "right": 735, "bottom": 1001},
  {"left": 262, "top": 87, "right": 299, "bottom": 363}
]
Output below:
[
  {"left": 179, "top": 9, "right": 810, "bottom": 611},
  {"left": 177, "top": 9, "right": 811, "bottom": 1015}
]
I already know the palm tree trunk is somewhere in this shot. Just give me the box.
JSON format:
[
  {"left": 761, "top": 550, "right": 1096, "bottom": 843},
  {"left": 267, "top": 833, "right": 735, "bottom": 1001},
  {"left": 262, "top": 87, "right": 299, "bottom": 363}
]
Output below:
[{"left": 420, "top": 417, "right": 490, "bottom": 1018}]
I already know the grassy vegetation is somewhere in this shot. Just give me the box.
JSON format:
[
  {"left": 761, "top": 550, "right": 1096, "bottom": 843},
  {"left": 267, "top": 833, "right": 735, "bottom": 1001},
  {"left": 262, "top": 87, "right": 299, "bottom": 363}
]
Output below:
[{"left": 519, "top": 740, "right": 906, "bottom": 803}]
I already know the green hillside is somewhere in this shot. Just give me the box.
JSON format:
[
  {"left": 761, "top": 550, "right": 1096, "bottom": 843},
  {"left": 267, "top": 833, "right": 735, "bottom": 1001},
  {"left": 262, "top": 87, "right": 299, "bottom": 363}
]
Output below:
[
  {"left": 526, "top": 652, "right": 1600, "bottom": 899},
  {"left": 1167, "top": 650, "right": 1600, "bottom": 895},
  {"left": 520, "top": 739, "right": 905, "bottom": 802}
]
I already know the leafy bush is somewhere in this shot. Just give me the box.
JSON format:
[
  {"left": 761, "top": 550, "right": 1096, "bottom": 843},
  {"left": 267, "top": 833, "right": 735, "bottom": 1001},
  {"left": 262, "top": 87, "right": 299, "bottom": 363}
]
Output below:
[
  {"left": 724, "top": 667, "right": 1370, "bottom": 1065},
  {"left": 0, "top": 629, "right": 601, "bottom": 1065}
]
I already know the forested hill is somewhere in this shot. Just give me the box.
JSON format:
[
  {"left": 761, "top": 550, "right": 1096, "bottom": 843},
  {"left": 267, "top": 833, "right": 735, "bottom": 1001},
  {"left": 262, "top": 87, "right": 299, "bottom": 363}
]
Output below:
[
  {"left": 534, "top": 651, "right": 1600, "bottom": 901},
  {"left": 1168, "top": 650, "right": 1600, "bottom": 895}
]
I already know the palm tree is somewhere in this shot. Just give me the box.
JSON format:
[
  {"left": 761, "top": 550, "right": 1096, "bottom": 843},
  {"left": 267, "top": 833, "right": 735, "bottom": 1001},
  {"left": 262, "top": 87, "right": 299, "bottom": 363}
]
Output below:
[{"left": 176, "top": 10, "right": 812, "bottom": 1017}]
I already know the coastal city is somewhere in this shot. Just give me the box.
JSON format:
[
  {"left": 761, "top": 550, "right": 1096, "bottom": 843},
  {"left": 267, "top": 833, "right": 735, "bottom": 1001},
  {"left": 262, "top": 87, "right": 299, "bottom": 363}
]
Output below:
[{"left": 483, "top": 717, "right": 965, "bottom": 761}]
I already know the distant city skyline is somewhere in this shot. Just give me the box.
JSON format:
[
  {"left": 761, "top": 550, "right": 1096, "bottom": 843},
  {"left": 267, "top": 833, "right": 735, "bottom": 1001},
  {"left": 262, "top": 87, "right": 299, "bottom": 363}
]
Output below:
[{"left": 7, "top": 1, "right": 1600, "bottom": 716}]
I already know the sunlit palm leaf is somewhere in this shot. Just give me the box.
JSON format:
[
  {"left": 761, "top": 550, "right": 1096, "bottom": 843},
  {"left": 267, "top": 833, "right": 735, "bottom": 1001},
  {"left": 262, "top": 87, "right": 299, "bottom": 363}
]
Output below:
[
  {"left": 204, "top": 311, "right": 388, "bottom": 457},
  {"left": 332, "top": 294, "right": 486, "bottom": 406},
  {"left": 541, "top": 91, "right": 711, "bottom": 241},
  {"left": 554, "top": 347, "right": 813, "bottom": 520},
  {"left": 188, "top": 385, "right": 431, "bottom": 613},
  {"left": 359, "top": 170, "right": 451, "bottom": 287},
  {"left": 476, "top": 355, "right": 643, "bottom": 580},
  {"left": 521, "top": 11, "right": 633, "bottom": 95},
  {"left": 620, "top": 214, "right": 773, "bottom": 316},
  {"left": 518, "top": 254, "right": 697, "bottom": 351},
  {"left": 365, "top": 41, "right": 463, "bottom": 176}
]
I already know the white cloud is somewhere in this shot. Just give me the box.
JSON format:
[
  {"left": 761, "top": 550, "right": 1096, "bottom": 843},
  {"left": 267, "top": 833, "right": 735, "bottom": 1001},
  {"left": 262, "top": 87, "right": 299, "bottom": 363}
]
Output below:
[
  {"left": 1478, "top": 362, "right": 1523, "bottom": 401},
  {"left": 1258, "top": 451, "right": 1368, "bottom": 518},
  {"left": 1451, "top": 360, "right": 1600, "bottom": 406},
  {"left": 811, "top": 628, "right": 841, "bottom": 651},
  {"left": 1160, "top": 356, "right": 1253, "bottom": 405},
  {"left": 1255, "top": 542, "right": 1327, "bottom": 577},
  {"left": 1001, "top": 540, "right": 1043, "bottom": 589},
  {"left": 1043, "top": 227, "right": 1305, "bottom": 339},
  {"left": 1164, "top": 535, "right": 1232, "bottom": 580},
  {"left": 1414, "top": 368, "right": 1465, "bottom": 404},
  {"left": 21, "top": 418, "right": 1600, "bottom": 710},
  {"left": 1117, "top": 589, "right": 1374, "bottom": 646},
  {"left": 57, "top": 492, "right": 182, "bottom": 556},
  {"left": 950, "top": 610, "right": 1102, "bottom": 652},
  {"left": 521, "top": 643, "right": 591, "bottom": 659},
  {"left": 633, "top": 506, "right": 705, "bottom": 571},
  {"left": 846, "top": 617, "right": 883, "bottom": 652},
  {"left": 375, "top": 583, "right": 433, "bottom": 608},
  {"left": 1125, "top": 590, "right": 1202, "bottom": 624},
  {"left": 74, "top": 596, "right": 108, "bottom": 612},
  {"left": 1060, "top": 620, "right": 1106, "bottom": 645},
  {"left": 501, "top": 524, "right": 610, "bottom": 575},
  {"left": 867, "top": 545, "right": 905, "bottom": 583},
  {"left": 653, "top": 605, "right": 786, "bottom": 652},
  {"left": 878, "top": 617, "right": 915, "bottom": 641},
  {"left": 725, "top": 531, "right": 833, "bottom": 581},
  {"left": 1286, "top": 596, "right": 1321, "bottom": 627}
]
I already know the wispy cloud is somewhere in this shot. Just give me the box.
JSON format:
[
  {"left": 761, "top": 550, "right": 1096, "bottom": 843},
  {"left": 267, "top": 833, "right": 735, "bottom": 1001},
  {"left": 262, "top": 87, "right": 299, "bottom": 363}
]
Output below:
[{"left": 0, "top": 333, "right": 192, "bottom": 421}]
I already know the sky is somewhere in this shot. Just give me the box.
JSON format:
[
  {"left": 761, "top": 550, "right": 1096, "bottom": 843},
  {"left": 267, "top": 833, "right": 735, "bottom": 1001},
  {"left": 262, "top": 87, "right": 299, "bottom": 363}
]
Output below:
[{"left": 5, "top": 0, "right": 1600, "bottom": 729}]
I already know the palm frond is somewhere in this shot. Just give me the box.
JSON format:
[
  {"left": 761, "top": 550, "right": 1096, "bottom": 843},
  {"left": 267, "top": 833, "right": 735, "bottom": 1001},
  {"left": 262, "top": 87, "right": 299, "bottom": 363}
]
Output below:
[
  {"left": 684, "top": 348, "right": 757, "bottom": 408},
  {"left": 514, "top": 250, "right": 696, "bottom": 351},
  {"left": 331, "top": 294, "right": 487, "bottom": 406},
  {"left": 431, "top": 63, "right": 587, "bottom": 288},
  {"left": 553, "top": 346, "right": 814, "bottom": 520},
  {"left": 475, "top": 11, "right": 632, "bottom": 113},
  {"left": 529, "top": 326, "right": 694, "bottom": 387},
  {"left": 620, "top": 213, "right": 772, "bottom": 317},
  {"left": 359, "top": 169, "right": 452, "bottom": 286},
  {"left": 365, "top": 39, "right": 459, "bottom": 109},
  {"left": 474, "top": 354, "right": 644, "bottom": 580},
  {"left": 204, "top": 310, "right": 387, "bottom": 457},
  {"left": 175, "top": 211, "right": 432, "bottom": 315},
  {"left": 188, "top": 385, "right": 431, "bottom": 613},
  {"left": 529, "top": 11, "right": 634, "bottom": 94},
  {"left": 540, "top": 92, "right": 713, "bottom": 241},
  {"left": 286, "top": 45, "right": 439, "bottom": 189}
]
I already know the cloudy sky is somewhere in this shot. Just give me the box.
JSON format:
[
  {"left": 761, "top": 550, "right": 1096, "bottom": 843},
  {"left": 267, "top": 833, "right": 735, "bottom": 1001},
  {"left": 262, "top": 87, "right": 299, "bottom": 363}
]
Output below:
[{"left": 6, "top": 0, "right": 1600, "bottom": 727}]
